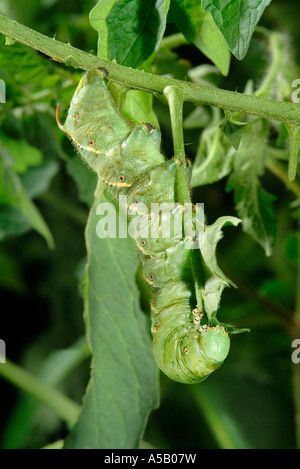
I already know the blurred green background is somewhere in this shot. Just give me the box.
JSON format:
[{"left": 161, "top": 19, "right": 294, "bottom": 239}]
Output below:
[{"left": 0, "top": 0, "right": 299, "bottom": 449}]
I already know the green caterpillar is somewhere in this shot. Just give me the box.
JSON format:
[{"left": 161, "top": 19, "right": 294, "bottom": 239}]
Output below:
[{"left": 57, "top": 69, "right": 239, "bottom": 384}]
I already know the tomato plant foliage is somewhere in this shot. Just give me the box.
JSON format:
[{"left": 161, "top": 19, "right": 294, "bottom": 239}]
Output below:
[{"left": 0, "top": 0, "right": 299, "bottom": 450}]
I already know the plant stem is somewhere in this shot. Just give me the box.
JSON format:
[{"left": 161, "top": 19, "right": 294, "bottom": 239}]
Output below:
[
  {"left": 0, "top": 357, "right": 81, "bottom": 427},
  {"left": 41, "top": 439, "right": 64, "bottom": 449},
  {"left": 255, "top": 32, "right": 285, "bottom": 98},
  {"left": 160, "top": 32, "right": 188, "bottom": 50},
  {"left": 191, "top": 251, "right": 204, "bottom": 309},
  {"left": 228, "top": 272, "right": 295, "bottom": 335},
  {"left": 1, "top": 14, "right": 300, "bottom": 125},
  {"left": 163, "top": 86, "right": 206, "bottom": 307},
  {"left": 163, "top": 85, "right": 190, "bottom": 204},
  {"left": 286, "top": 125, "right": 300, "bottom": 181},
  {"left": 265, "top": 155, "right": 300, "bottom": 198},
  {"left": 40, "top": 192, "right": 88, "bottom": 226},
  {"left": 255, "top": 30, "right": 300, "bottom": 182},
  {"left": 188, "top": 385, "right": 250, "bottom": 449}
]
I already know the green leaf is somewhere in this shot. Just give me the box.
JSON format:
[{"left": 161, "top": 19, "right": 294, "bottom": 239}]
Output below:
[
  {"left": 188, "top": 64, "right": 221, "bottom": 86},
  {"left": 226, "top": 119, "right": 277, "bottom": 256},
  {"left": 198, "top": 216, "right": 241, "bottom": 319},
  {"left": 21, "top": 159, "right": 59, "bottom": 198},
  {"left": 0, "top": 36, "right": 63, "bottom": 100},
  {"left": 0, "top": 206, "right": 31, "bottom": 241},
  {"left": 291, "top": 198, "right": 300, "bottom": 221},
  {"left": 123, "top": 89, "right": 159, "bottom": 126},
  {"left": 122, "top": 56, "right": 160, "bottom": 125},
  {"left": 66, "top": 155, "right": 97, "bottom": 206},
  {"left": 0, "top": 133, "right": 43, "bottom": 173},
  {"left": 0, "top": 144, "right": 54, "bottom": 248},
  {"left": 106, "top": 0, "right": 168, "bottom": 68},
  {"left": 0, "top": 248, "right": 25, "bottom": 293},
  {"left": 152, "top": 48, "right": 191, "bottom": 81},
  {"left": 2, "top": 337, "right": 89, "bottom": 449},
  {"left": 0, "top": 145, "right": 16, "bottom": 205},
  {"left": 15, "top": 184, "right": 55, "bottom": 249},
  {"left": 64, "top": 182, "right": 159, "bottom": 449},
  {"left": 189, "top": 383, "right": 251, "bottom": 449},
  {"left": 123, "top": 59, "right": 159, "bottom": 130},
  {"left": 92, "top": 0, "right": 161, "bottom": 155},
  {"left": 191, "top": 125, "right": 236, "bottom": 187},
  {"left": 89, "top": 0, "right": 118, "bottom": 59},
  {"left": 219, "top": 113, "right": 246, "bottom": 150},
  {"left": 201, "top": 0, "right": 272, "bottom": 60},
  {"left": 168, "top": 0, "right": 231, "bottom": 76},
  {"left": 183, "top": 106, "right": 212, "bottom": 130}
]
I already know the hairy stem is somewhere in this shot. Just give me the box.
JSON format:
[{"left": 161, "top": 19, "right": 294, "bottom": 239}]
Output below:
[
  {"left": 163, "top": 85, "right": 190, "bottom": 205},
  {"left": 265, "top": 156, "right": 300, "bottom": 198},
  {"left": 255, "top": 32, "right": 285, "bottom": 99},
  {"left": 191, "top": 250, "right": 205, "bottom": 310},
  {"left": 160, "top": 32, "right": 188, "bottom": 50},
  {"left": 163, "top": 86, "right": 206, "bottom": 308},
  {"left": 1, "top": 14, "right": 300, "bottom": 125},
  {"left": 286, "top": 125, "right": 300, "bottom": 181}
]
